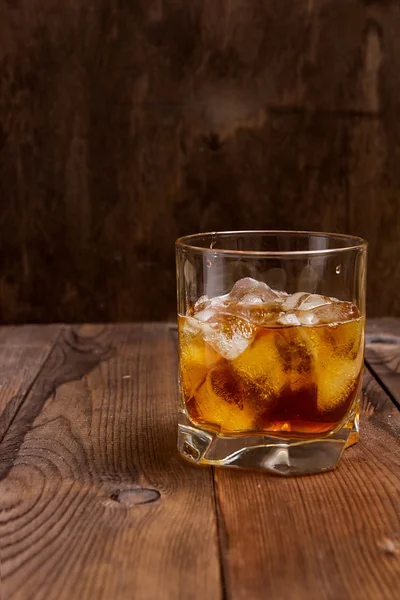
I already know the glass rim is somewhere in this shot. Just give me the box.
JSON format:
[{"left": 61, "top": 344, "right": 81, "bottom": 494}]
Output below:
[{"left": 176, "top": 230, "right": 367, "bottom": 258}]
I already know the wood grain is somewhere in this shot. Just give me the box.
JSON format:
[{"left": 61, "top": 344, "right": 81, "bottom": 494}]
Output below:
[
  {"left": 0, "top": 321, "right": 399, "bottom": 599},
  {"left": 214, "top": 367, "right": 400, "bottom": 600},
  {"left": 365, "top": 347, "right": 400, "bottom": 410},
  {"left": 0, "top": 324, "right": 221, "bottom": 600},
  {"left": 365, "top": 317, "right": 400, "bottom": 408},
  {"left": 0, "top": 326, "right": 61, "bottom": 438},
  {"left": 0, "top": 325, "right": 112, "bottom": 479},
  {"left": 0, "top": 0, "right": 399, "bottom": 322}
]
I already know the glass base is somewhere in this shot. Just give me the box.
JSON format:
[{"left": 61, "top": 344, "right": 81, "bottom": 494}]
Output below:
[{"left": 178, "top": 404, "right": 360, "bottom": 476}]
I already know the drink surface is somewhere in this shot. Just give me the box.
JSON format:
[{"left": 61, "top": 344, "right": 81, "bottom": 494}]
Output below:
[{"left": 178, "top": 278, "right": 364, "bottom": 438}]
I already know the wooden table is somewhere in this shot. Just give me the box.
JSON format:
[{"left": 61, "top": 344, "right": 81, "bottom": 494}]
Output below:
[{"left": 0, "top": 320, "right": 399, "bottom": 600}]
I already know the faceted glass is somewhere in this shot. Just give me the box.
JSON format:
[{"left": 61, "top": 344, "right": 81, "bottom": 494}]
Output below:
[{"left": 176, "top": 231, "right": 367, "bottom": 475}]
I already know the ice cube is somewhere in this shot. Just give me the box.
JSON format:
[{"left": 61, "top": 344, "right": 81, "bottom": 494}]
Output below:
[
  {"left": 311, "top": 301, "right": 360, "bottom": 325},
  {"left": 229, "top": 277, "right": 281, "bottom": 305},
  {"left": 232, "top": 329, "right": 287, "bottom": 401},
  {"left": 308, "top": 317, "right": 364, "bottom": 364},
  {"left": 193, "top": 367, "right": 255, "bottom": 432},
  {"left": 297, "top": 293, "right": 332, "bottom": 312},
  {"left": 211, "top": 293, "right": 230, "bottom": 307},
  {"left": 203, "top": 313, "right": 256, "bottom": 360},
  {"left": 228, "top": 303, "right": 284, "bottom": 327},
  {"left": 191, "top": 293, "right": 231, "bottom": 317},
  {"left": 178, "top": 316, "right": 221, "bottom": 398},
  {"left": 283, "top": 292, "right": 359, "bottom": 327},
  {"left": 277, "top": 313, "right": 301, "bottom": 327},
  {"left": 295, "top": 293, "right": 333, "bottom": 325},
  {"left": 316, "top": 356, "right": 362, "bottom": 412},
  {"left": 195, "top": 308, "right": 217, "bottom": 322},
  {"left": 192, "top": 295, "right": 211, "bottom": 313},
  {"left": 281, "top": 292, "right": 309, "bottom": 311},
  {"left": 297, "top": 311, "right": 319, "bottom": 326},
  {"left": 328, "top": 319, "right": 364, "bottom": 360},
  {"left": 274, "top": 326, "right": 316, "bottom": 393},
  {"left": 309, "top": 317, "right": 364, "bottom": 411},
  {"left": 180, "top": 315, "right": 207, "bottom": 339}
]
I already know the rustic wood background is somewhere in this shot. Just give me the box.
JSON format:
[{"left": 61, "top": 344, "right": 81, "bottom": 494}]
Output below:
[{"left": 0, "top": 0, "right": 399, "bottom": 323}]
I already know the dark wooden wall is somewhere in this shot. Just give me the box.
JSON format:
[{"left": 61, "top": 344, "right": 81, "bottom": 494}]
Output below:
[{"left": 0, "top": 0, "right": 399, "bottom": 323}]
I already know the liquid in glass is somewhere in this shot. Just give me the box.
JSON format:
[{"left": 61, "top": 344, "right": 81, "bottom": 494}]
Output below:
[{"left": 178, "top": 278, "right": 364, "bottom": 439}]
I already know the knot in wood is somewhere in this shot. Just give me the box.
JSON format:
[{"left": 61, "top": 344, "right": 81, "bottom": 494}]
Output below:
[{"left": 111, "top": 488, "right": 160, "bottom": 506}]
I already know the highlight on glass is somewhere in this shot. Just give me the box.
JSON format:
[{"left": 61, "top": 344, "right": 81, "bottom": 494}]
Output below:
[{"left": 176, "top": 231, "right": 367, "bottom": 476}]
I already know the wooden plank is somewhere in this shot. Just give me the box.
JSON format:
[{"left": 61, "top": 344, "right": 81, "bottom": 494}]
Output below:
[
  {"left": 0, "top": 326, "right": 61, "bottom": 439},
  {"left": 214, "top": 367, "right": 400, "bottom": 600},
  {"left": 365, "top": 317, "right": 400, "bottom": 409},
  {"left": 365, "top": 344, "right": 400, "bottom": 409},
  {"left": 0, "top": 324, "right": 221, "bottom": 600},
  {"left": 0, "top": 324, "right": 113, "bottom": 478}
]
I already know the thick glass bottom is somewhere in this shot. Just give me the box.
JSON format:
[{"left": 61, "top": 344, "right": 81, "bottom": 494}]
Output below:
[{"left": 177, "top": 399, "right": 360, "bottom": 476}]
